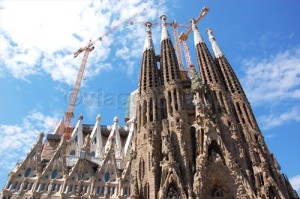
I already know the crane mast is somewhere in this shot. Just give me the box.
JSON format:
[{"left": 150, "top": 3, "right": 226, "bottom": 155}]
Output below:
[
  {"left": 62, "top": 8, "right": 146, "bottom": 138},
  {"left": 65, "top": 41, "right": 94, "bottom": 128},
  {"left": 179, "top": 6, "right": 209, "bottom": 68},
  {"left": 172, "top": 20, "right": 186, "bottom": 71}
]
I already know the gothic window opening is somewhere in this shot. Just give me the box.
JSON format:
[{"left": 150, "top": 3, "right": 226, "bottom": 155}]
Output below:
[
  {"left": 96, "top": 186, "right": 101, "bottom": 195},
  {"left": 231, "top": 107, "right": 240, "bottom": 124},
  {"left": 51, "top": 169, "right": 58, "bottom": 179},
  {"left": 190, "top": 127, "right": 197, "bottom": 166},
  {"left": 40, "top": 183, "right": 45, "bottom": 191},
  {"left": 36, "top": 183, "right": 40, "bottom": 191},
  {"left": 143, "top": 100, "right": 147, "bottom": 126},
  {"left": 200, "top": 129, "right": 204, "bottom": 154},
  {"left": 101, "top": 186, "right": 105, "bottom": 195},
  {"left": 90, "top": 151, "right": 95, "bottom": 157},
  {"left": 208, "top": 140, "right": 224, "bottom": 163},
  {"left": 235, "top": 102, "right": 245, "bottom": 124},
  {"left": 211, "top": 185, "right": 225, "bottom": 198},
  {"left": 167, "top": 185, "right": 179, "bottom": 199},
  {"left": 219, "top": 92, "right": 227, "bottom": 113},
  {"left": 12, "top": 182, "right": 18, "bottom": 190},
  {"left": 148, "top": 152, "right": 151, "bottom": 171},
  {"left": 104, "top": 172, "right": 110, "bottom": 182},
  {"left": 138, "top": 105, "right": 142, "bottom": 130},
  {"left": 268, "top": 186, "right": 280, "bottom": 199},
  {"left": 243, "top": 103, "right": 253, "bottom": 127},
  {"left": 139, "top": 158, "right": 145, "bottom": 180},
  {"left": 149, "top": 65, "right": 153, "bottom": 89},
  {"left": 259, "top": 173, "right": 264, "bottom": 186},
  {"left": 24, "top": 182, "right": 28, "bottom": 190},
  {"left": 160, "top": 98, "right": 167, "bottom": 120},
  {"left": 123, "top": 187, "right": 128, "bottom": 195},
  {"left": 6, "top": 181, "right": 11, "bottom": 190},
  {"left": 155, "top": 100, "right": 159, "bottom": 121},
  {"left": 173, "top": 89, "right": 178, "bottom": 111},
  {"left": 52, "top": 184, "right": 56, "bottom": 192},
  {"left": 24, "top": 168, "right": 31, "bottom": 177},
  {"left": 57, "top": 184, "right": 61, "bottom": 192},
  {"left": 149, "top": 98, "right": 153, "bottom": 122},
  {"left": 168, "top": 91, "right": 173, "bottom": 115}
]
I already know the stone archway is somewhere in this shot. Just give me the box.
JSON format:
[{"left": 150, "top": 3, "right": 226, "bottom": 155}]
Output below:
[
  {"left": 167, "top": 184, "right": 180, "bottom": 199},
  {"left": 211, "top": 185, "right": 226, "bottom": 198}
]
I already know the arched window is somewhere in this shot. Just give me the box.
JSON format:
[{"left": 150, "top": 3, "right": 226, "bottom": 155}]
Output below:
[
  {"left": 211, "top": 185, "right": 225, "bottom": 198},
  {"left": 24, "top": 168, "right": 31, "bottom": 177},
  {"left": 190, "top": 127, "right": 197, "bottom": 166},
  {"left": 70, "top": 150, "right": 76, "bottom": 156},
  {"left": 90, "top": 151, "right": 96, "bottom": 157},
  {"left": 149, "top": 98, "right": 153, "bottom": 122},
  {"left": 208, "top": 140, "right": 224, "bottom": 163},
  {"left": 167, "top": 186, "right": 179, "bottom": 199},
  {"left": 51, "top": 169, "right": 58, "bottom": 179},
  {"left": 143, "top": 100, "right": 147, "bottom": 126},
  {"left": 104, "top": 172, "right": 110, "bottom": 182}
]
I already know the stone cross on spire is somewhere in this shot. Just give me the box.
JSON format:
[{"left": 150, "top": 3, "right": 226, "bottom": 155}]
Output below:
[
  {"left": 191, "top": 18, "right": 204, "bottom": 46},
  {"left": 143, "top": 22, "right": 155, "bottom": 52},
  {"left": 206, "top": 27, "right": 223, "bottom": 58},
  {"left": 160, "top": 15, "right": 170, "bottom": 42}
]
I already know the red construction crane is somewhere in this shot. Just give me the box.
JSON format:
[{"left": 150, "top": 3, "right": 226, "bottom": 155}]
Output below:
[
  {"left": 179, "top": 6, "right": 209, "bottom": 68},
  {"left": 63, "top": 8, "right": 146, "bottom": 138}
]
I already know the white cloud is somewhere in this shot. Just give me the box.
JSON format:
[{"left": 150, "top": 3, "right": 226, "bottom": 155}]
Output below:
[
  {"left": 290, "top": 174, "right": 300, "bottom": 193},
  {"left": 241, "top": 46, "right": 300, "bottom": 130},
  {"left": 258, "top": 107, "right": 300, "bottom": 130},
  {"left": 0, "top": 111, "right": 60, "bottom": 173},
  {"left": 241, "top": 46, "right": 300, "bottom": 105},
  {"left": 0, "top": 0, "right": 168, "bottom": 85}
]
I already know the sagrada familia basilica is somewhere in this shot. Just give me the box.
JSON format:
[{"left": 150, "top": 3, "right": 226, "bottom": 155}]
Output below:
[{"left": 1, "top": 7, "right": 299, "bottom": 199}]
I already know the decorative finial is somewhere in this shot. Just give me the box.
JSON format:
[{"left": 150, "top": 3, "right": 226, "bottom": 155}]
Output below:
[
  {"left": 160, "top": 15, "right": 170, "bottom": 42},
  {"left": 113, "top": 115, "right": 119, "bottom": 123},
  {"left": 206, "top": 28, "right": 223, "bottom": 58},
  {"left": 79, "top": 113, "right": 83, "bottom": 120},
  {"left": 96, "top": 114, "right": 101, "bottom": 122},
  {"left": 143, "top": 22, "right": 154, "bottom": 52},
  {"left": 190, "top": 18, "right": 204, "bottom": 46}
]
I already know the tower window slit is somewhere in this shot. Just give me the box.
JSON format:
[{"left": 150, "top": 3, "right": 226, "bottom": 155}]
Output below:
[
  {"left": 168, "top": 91, "right": 173, "bottom": 115},
  {"left": 155, "top": 100, "right": 158, "bottom": 120},
  {"left": 236, "top": 102, "right": 242, "bottom": 114},
  {"left": 143, "top": 101, "right": 147, "bottom": 126},
  {"left": 160, "top": 98, "right": 167, "bottom": 119},
  {"left": 148, "top": 152, "right": 151, "bottom": 171},
  {"left": 243, "top": 103, "right": 253, "bottom": 127},
  {"left": 232, "top": 107, "right": 240, "bottom": 124},
  {"left": 149, "top": 98, "right": 153, "bottom": 122},
  {"left": 173, "top": 89, "right": 178, "bottom": 111}
]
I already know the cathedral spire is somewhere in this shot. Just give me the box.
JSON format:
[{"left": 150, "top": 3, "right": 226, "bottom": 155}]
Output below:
[
  {"left": 160, "top": 15, "right": 170, "bottom": 42},
  {"left": 191, "top": 18, "right": 204, "bottom": 46},
  {"left": 206, "top": 27, "right": 223, "bottom": 58},
  {"left": 143, "top": 22, "right": 154, "bottom": 52},
  {"left": 138, "top": 21, "right": 159, "bottom": 95}
]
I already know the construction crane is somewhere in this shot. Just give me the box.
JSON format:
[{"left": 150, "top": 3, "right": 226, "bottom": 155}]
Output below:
[
  {"left": 171, "top": 21, "right": 189, "bottom": 71},
  {"left": 63, "top": 8, "right": 146, "bottom": 138},
  {"left": 179, "top": 6, "right": 209, "bottom": 68}
]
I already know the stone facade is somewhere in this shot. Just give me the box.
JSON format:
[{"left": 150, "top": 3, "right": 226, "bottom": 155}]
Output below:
[{"left": 1, "top": 15, "right": 299, "bottom": 199}]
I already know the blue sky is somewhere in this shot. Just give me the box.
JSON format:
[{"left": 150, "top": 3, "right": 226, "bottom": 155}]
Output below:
[{"left": 0, "top": 0, "right": 299, "bottom": 193}]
